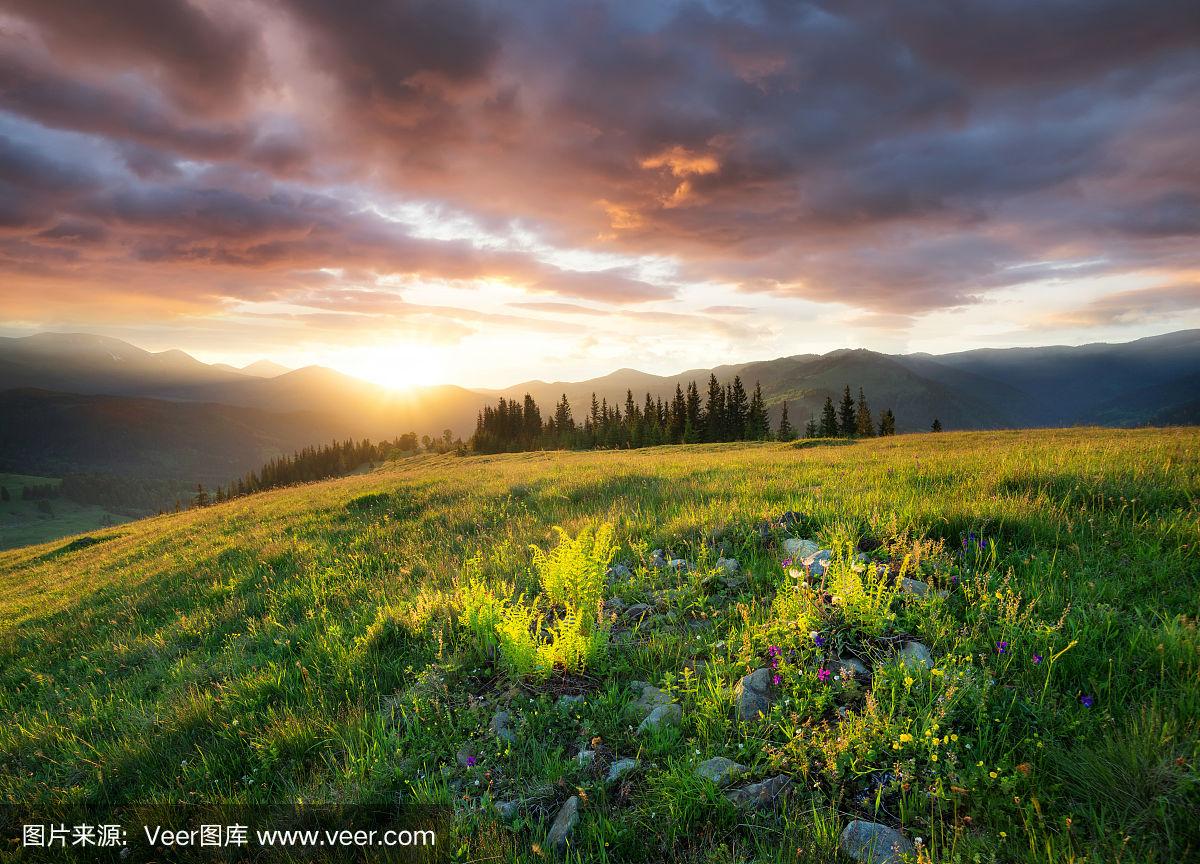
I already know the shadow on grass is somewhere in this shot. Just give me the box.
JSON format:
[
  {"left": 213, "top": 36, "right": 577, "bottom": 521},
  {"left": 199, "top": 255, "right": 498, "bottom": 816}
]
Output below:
[
  {"left": 791, "top": 438, "right": 858, "bottom": 449},
  {"left": 34, "top": 532, "right": 122, "bottom": 562}
]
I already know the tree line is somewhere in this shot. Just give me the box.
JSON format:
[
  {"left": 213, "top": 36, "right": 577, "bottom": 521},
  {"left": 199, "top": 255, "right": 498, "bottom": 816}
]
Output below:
[{"left": 472, "top": 375, "right": 897, "bottom": 453}]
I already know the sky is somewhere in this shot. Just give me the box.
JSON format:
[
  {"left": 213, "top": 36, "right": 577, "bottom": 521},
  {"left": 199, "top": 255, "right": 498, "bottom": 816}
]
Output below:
[{"left": 0, "top": 0, "right": 1198, "bottom": 389}]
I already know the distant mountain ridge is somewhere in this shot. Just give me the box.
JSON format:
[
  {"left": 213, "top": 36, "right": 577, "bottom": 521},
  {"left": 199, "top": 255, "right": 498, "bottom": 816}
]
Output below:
[{"left": 0, "top": 330, "right": 1196, "bottom": 497}]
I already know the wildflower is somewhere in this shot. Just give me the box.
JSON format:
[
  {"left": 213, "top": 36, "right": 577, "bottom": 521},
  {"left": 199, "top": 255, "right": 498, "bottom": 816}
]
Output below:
[
  {"left": 931, "top": 754, "right": 938, "bottom": 762},
  {"left": 950, "top": 734, "right": 958, "bottom": 742},
  {"left": 1080, "top": 694, "right": 1094, "bottom": 708},
  {"left": 1032, "top": 653, "right": 1043, "bottom": 664},
  {"left": 466, "top": 756, "right": 477, "bottom": 767},
  {"left": 904, "top": 676, "right": 915, "bottom": 688},
  {"left": 899, "top": 733, "right": 913, "bottom": 743},
  {"left": 782, "top": 558, "right": 793, "bottom": 568},
  {"left": 999, "top": 832, "right": 1007, "bottom": 839},
  {"left": 989, "top": 771, "right": 998, "bottom": 779},
  {"left": 893, "top": 743, "right": 900, "bottom": 750},
  {"left": 817, "top": 667, "right": 831, "bottom": 684},
  {"left": 812, "top": 632, "right": 827, "bottom": 648},
  {"left": 772, "top": 674, "right": 782, "bottom": 686},
  {"left": 996, "top": 641, "right": 1009, "bottom": 654},
  {"left": 767, "top": 645, "right": 781, "bottom": 657}
]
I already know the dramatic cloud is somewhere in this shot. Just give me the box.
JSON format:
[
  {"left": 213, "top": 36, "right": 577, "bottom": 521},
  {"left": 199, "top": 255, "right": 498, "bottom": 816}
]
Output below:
[{"left": 0, "top": 0, "right": 1197, "bottom": 383}]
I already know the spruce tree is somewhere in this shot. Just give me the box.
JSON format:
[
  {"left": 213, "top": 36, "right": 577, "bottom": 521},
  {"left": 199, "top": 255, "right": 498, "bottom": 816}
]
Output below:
[
  {"left": 838, "top": 385, "right": 857, "bottom": 437},
  {"left": 685, "top": 381, "right": 702, "bottom": 443},
  {"left": 931, "top": 417, "right": 943, "bottom": 432},
  {"left": 777, "top": 401, "right": 795, "bottom": 441},
  {"left": 805, "top": 414, "right": 818, "bottom": 438},
  {"left": 855, "top": 387, "right": 874, "bottom": 437},
  {"left": 704, "top": 374, "right": 724, "bottom": 442},
  {"left": 878, "top": 409, "right": 896, "bottom": 436},
  {"left": 820, "top": 397, "right": 839, "bottom": 437},
  {"left": 670, "top": 384, "right": 686, "bottom": 443},
  {"left": 728, "top": 376, "right": 750, "bottom": 440}
]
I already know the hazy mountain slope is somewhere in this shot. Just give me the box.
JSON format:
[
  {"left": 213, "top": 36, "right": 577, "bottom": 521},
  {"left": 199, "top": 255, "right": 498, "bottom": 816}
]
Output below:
[
  {"left": 0, "top": 333, "right": 246, "bottom": 395},
  {"left": 0, "top": 389, "right": 352, "bottom": 485}
]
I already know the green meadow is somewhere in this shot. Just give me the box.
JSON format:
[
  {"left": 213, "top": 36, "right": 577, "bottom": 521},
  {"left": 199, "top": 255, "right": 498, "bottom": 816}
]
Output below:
[{"left": 0, "top": 428, "right": 1197, "bottom": 862}]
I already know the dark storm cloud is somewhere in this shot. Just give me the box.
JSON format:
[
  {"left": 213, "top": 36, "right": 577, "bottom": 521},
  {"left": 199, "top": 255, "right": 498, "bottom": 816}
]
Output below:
[{"left": 0, "top": 0, "right": 1197, "bottom": 318}]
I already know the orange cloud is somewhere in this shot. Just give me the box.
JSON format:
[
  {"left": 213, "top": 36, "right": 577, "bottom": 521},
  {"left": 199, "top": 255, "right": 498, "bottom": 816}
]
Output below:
[{"left": 639, "top": 146, "right": 720, "bottom": 178}]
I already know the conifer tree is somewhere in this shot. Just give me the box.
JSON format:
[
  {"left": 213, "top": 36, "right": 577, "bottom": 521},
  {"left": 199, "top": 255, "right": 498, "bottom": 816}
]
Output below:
[
  {"left": 838, "top": 385, "right": 857, "bottom": 437},
  {"left": 777, "top": 401, "right": 795, "bottom": 441},
  {"left": 805, "top": 414, "right": 818, "bottom": 438},
  {"left": 704, "top": 374, "right": 724, "bottom": 442},
  {"left": 855, "top": 387, "right": 874, "bottom": 437},
  {"left": 685, "top": 381, "right": 702, "bottom": 443},
  {"left": 820, "top": 396, "right": 839, "bottom": 437},
  {"left": 931, "top": 417, "right": 943, "bottom": 432},
  {"left": 669, "top": 384, "right": 686, "bottom": 443},
  {"left": 728, "top": 376, "right": 750, "bottom": 440},
  {"left": 878, "top": 409, "right": 896, "bottom": 436}
]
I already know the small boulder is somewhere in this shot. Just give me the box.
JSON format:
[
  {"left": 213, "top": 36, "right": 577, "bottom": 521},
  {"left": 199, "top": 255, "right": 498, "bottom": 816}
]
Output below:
[
  {"left": 649, "top": 549, "right": 668, "bottom": 568},
  {"left": 624, "top": 603, "right": 654, "bottom": 622},
  {"left": 898, "top": 577, "right": 931, "bottom": 597},
  {"left": 576, "top": 749, "right": 595, "bottom": 767},
  {"left": 603, "top": 597, "right": 627, "bottom": 617},
  {"left": 733, "top": 668, "right": 772, "bottom": 721},
  {"left": 715, "top": 556, "right": 739, "bottom": 574},
  {"left": 696, "top": 757, "right": 746, "bottom": 787},
  {"left": 546, "top": 796, "right": 580, "bottom": 854},
  {"left": 667, "top": 557, "right": 692, "bottom": 572},
  {"left": 839, "top": 820, "right": 915, "bottom": 864},
  {"left": 896, "top": 641, "right": 933, "bottom": 670},
  {"left": 633, "top": 684, "right": 674, "bottom": 715},
  {"left": 725, "top": 775, "right": 791, "bottom": 810},
  {"left": 777, "top": 511, "right": 803, "bottom": 530},
  {"left": 606, "top": 758, "right": 639, "bottom": 785},
  {"left": 490, "top": 710, "right": 517, "bottom": 744},
  {"left": 783, "top": 537, "right": 820, "bottom": 559},
  {"left": 558, "top": 694, "right": 585, "bottom": 709},
  {"left": 802, "top": 549, "right": 833, "bottom": 577},
  {"left": 456, "top": 744, "right": 478, "bottom": 767},
  {"left": 637, "top": 703, "right": 682, "bottom": 734},
  {"left": 833, "top": 656, "right": 871, "bottom": 681},
  {"left": 606, "top": 563, "right": 632, "bottom": 581},
  {"left": 494, "top": 799, "right": 520, "bottom": 821}
]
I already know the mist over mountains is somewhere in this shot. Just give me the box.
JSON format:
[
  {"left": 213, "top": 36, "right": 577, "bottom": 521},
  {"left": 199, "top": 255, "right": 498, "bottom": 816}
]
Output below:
[{"left": 1, "top": 329, "right": 1197, "bottom": 496}]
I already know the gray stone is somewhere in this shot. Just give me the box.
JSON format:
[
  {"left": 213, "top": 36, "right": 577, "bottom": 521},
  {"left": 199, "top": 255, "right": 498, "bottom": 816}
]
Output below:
[
  {"left": 494, "top": 799, "right": 520, "bottom": 821},
  {"left": 777, "top": 511, "right": 803, "bottom": 529},
  {"left": 733, "top": 668, "right": 772, "bottom": 721},
  {"left": 606, "top": 757, "right": 639, "bottom": 785},
  {"left": 839, "top": 820, "right": 916, "bottom": 864},
  {"left": 715, "top": 556, "right": 739, "bottom": 574},
  {"left": 649, "top": 549, "right": 667, "bottom": 568},
  {"left": 606, "top": 563, "right": 632, "bottom": 581},
  {"left": 783, "top": 537, "right": 820, "bottom": 559},
  {"left": 603, "top": 597, "right": 627, "bottom": 617},
  {"left": 490, "top": 710, "right": 517, "bottom": 744},
  {"left": 624, "top": 603, "right": 654, "bottom": 622},
  {"left": 803, "top": 549, "right": 833, "bottom": 577},
  {"left": 696, "top": 757, "right": 746, "bottom": 787},
  {"left": 558, "top": 694, "right": 585, "bottom": 709},
  {"left": 637, "top": 703, "right": 682, "bottom": 734},
  {"left": 633, "top": 684, "right": 674, "bottom": 715},
  {"left": 667, "top": 558, "right": 692, "bottom": 572},
  {"left": 896, "top": 641, "right": 933, "bottom": 670},
  {"left": 833, "top": 656, "right": 871, "bottom": 681},
  {"left": 576, "top": 749, "right": 595, "bottom": 767},
  {"left": 546, "top": 796, "right": 579, "bottom": 854},
  {"left": 725, "top": 775, "right": 791, "bottom": 810},
  {"left": 898, "top": 577, "right": 931, "bottom": 597},
  {"left": 456, "top": 744, "right": 478, "bottom": 767}
]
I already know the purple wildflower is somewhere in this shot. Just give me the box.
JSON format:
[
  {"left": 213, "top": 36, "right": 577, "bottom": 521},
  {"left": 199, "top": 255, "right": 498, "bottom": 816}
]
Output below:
[
  {"left": 465, "top": 756, "right": 477, "bottom": 767},
  {"left": 782, "top": 558, "right": 794, "bottom": 568},
  {"left": 996, "top": 641, "right": 1009, "bottom": 654},
  {"left": 767, "top": 645, "right": 781, "bottom": 657},
  {"left": 770, "top": 657, "right": 780, "bottom": 670},
  {"left": 772, "top": 674, "right": 782, "bottom": 686},
  {"left": 813, "top": 633, "right": 827, "bottom": 648},
  {"left": 1080, "top": 695, "right": 1094, "bottom": 708},
  {"left": 1032, "top": 653, "right": 1043, "bottom": 665},
  {"left": 817, "top": 667, "right": 831, "bottom": 684}
]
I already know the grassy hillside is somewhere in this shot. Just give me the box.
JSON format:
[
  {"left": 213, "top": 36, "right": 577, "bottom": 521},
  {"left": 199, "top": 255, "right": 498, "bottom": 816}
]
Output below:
[
  {"left": 0, "top": 473, "right": 132, "bottom": 551},
  {"left": 0, "top": 429, "right": 1197, "bottom": 862}
]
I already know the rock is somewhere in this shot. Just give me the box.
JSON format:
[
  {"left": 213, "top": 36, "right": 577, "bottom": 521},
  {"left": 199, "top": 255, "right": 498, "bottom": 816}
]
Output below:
[
  {"left": 456, "top": 744, "right": 478, "bottom": 767},
  {"left": 757, "top": 520, "right": 773, "bottom": 542},
  {"left": 494, "top": 799, "right": 520, "bottom": 821},
  {"left": 777, "top": 510, "right": 803, "bottom": 529},
  {"left": 637, "top": 703, "right": 682, "bottom": 734},
  {"left": 667, "top": 557, "right": 692, "bottom": 572},
  {"left": 546, "top": 796, "right": 579, "bottom": 854},
  {"left": 490, "top": 710, "right": 517, "bottom": 744},
  {"left": 715, "top": 556, "right": 739, "bottom": 574},
  {"left": 576, "top": 749, "right": 595, "bottom": 767},
  {"left": 633, "top": 684, "right": 674, "bottom": 715},
  {"left": 624, "top": 603, "right": 654, "bottom": 622},
  {"left": 606, "top": 563, "right": 632, "bottom": 581},
  {"left": 833, "top": 656, "right": 871, "bottom": 681},
  {"left": 783, "top": 537, "right": 821, "bottom": 559},
  {"left": 725, "top": 775, "right": 791, "bottom": 810},
  {"left": 733, "top": 668, "right": 772, "bottom": 721},
  {"left": 898, "top": 577, "right": 931, "bottom": 597},
  {"left": 603, "top": 597, "right": 627, "bottom": 617},
  {"left": 558, "top": 694, "right": 585, "bottom": 709},
  {"left": 629, "top": 680, "right": 649, "bottom": 693},
  {"left": 896, "top": 641, "right": 933, "bottom": 670},
  {"left": 696, "top": 757, "right": 746, "bottom": 787},
  {"left": 802, "top": 549, "right": 833, "bottom": 577},
  {"left": 839, "top": 820, "right": 915, "bottom": 864},
  {"left": 606, "top": 757, "right": 639, "bottom": 785},
  {"left": 649, "top": 549, "right": 667, "bottom": 568}
]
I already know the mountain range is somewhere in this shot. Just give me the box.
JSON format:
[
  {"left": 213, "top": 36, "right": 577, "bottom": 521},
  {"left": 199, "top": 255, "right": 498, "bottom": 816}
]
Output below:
[{"left": 1, "top": 330, "right": 1197, "bottom": 497}]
